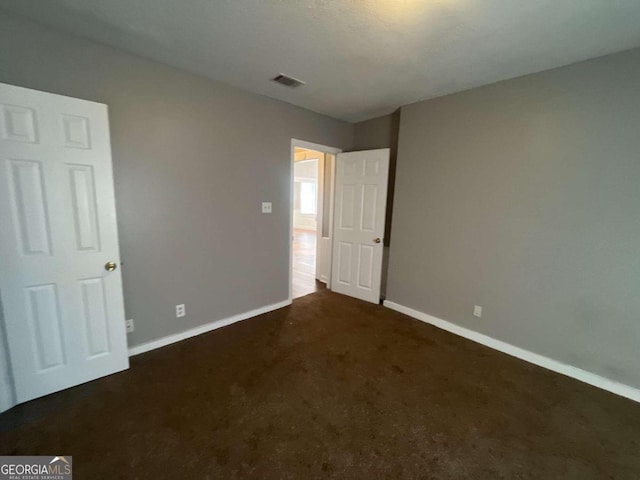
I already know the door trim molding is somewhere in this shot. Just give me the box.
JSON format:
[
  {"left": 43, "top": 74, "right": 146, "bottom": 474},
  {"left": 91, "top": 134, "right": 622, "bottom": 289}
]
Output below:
[
  {"left": 128, "top": 299, "right": 291, "bottom": 357},
  {"left": 383, "top": 300, "right": 640, "bottom": 403},
  {"left": 290, "top": 139, "right": 342, "bottom": 301}
]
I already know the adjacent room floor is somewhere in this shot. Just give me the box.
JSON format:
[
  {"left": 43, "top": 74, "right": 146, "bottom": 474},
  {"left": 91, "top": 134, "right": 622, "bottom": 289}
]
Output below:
[
  {"left": 292, "top": 228, "right": 324, "bottom": 299},
  {"left": 1, "top": 290, "right": 639, "bottom": 479}
]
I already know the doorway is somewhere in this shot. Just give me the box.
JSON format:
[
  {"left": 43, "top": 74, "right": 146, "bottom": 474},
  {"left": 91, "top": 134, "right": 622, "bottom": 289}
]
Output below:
[
  {"left": 290, "top": 140, "right": 341, "bottom": 299},
  {"left": 289, "top": 140, "right": 391, "bottom": 304}
]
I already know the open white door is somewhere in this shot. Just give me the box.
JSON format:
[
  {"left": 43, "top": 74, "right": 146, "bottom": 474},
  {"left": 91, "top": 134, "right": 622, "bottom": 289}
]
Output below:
[
  {"left": 331, "top": 149, "right": 389, "bottom": 303},
  {"left": 0, "top": 82, "right": 129, "bottom": 406}
]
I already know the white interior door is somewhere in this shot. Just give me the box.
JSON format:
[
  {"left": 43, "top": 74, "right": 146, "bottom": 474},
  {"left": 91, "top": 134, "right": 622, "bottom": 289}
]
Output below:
[
  {"left": 0, "top": 82, "right": 129, "bottom": 406},
  {"left": 331, "top": 149, "right": 389, "bottom": 303}
]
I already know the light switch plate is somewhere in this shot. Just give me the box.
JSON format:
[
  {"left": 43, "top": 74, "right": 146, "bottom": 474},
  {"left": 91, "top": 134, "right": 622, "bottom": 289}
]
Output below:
[{"left": 262, "top": 202, "right": 272, "bottom": 213}]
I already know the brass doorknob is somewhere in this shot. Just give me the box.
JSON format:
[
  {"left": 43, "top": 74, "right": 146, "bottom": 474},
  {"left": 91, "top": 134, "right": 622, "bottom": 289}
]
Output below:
[
  {"left": 373, "top": 238, "right": 382, "bottom": 244},
  {"left": 105, "top": 261, "right": 117, "bottom": 272}
]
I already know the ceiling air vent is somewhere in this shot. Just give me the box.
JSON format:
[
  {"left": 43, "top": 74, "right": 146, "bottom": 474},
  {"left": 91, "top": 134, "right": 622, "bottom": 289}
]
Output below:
[{"left": 272, "top": 73, "right": 306, "bottom": 88}]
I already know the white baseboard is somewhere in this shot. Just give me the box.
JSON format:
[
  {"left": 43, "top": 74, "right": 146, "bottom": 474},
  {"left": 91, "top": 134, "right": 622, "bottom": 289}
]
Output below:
[
  {"left": 383, "top": 300, "right": 640, "bottom": 403},
  {"left": 128, "top": 299, "right": 292, "bottom": 357}
]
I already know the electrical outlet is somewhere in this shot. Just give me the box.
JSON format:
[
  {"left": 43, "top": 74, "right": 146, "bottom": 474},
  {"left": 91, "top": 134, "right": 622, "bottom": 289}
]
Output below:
[
  {"left": 262, "top": 202, "right": 272, "bottom": 213},
  {"left": 176, "top": 304, "right": 186, "bottom": 318},
  {"left": 473, "top": 305, "right": 483, "bottom": 318},
  {"left": 126, "top": 319, "right": 135, "bottom": 333}
]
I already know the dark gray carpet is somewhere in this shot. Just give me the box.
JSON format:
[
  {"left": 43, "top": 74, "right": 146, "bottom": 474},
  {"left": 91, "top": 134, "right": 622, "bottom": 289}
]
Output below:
[{"left": 1, "top": 290, "right": 639, "bottom": 479}]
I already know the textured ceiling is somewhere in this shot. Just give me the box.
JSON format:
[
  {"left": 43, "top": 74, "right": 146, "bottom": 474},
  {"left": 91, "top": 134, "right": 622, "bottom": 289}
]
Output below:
[{"left": 2, "top": 0, "right": 640, "bottom": 122}]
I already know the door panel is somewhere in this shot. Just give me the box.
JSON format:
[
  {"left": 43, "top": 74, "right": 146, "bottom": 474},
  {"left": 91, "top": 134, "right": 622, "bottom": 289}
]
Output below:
[
  {"left": 361, "top": 184, "right": 378, "bottom": 231},
  {"left": 26, "top": 284, "right": 65, "bottom": 371},
  {"left": 339, "top": 184, "right": 356, "bottom": 229},
  {"left": 357, "top": 245, "right": 374, "bottom": 289},
  {"left": 68, "top": 164, "right": 100, "bottom": 251},
  {"left": 79, "top": 278, "right": 111, "bottom": 357},
  {"left": 0, "top": 82, "right": 129, "bottom": 406},
  {"left": 8, "top": 159, "right": 53, "bottom": 256},
  {"left": 331, "top": 149, "right": 389, "bottom": 303},
  {"left": 337, "top": 241, "right": 353, "bottom": 284},
  {"left": 1, "top": 104, "right": 38, "bottom": 143}
]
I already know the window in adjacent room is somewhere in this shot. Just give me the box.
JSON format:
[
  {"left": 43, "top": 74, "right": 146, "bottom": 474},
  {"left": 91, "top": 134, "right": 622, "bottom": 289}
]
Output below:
[{"left": 300, "top": 181, "right": 317, "bottom": 215}]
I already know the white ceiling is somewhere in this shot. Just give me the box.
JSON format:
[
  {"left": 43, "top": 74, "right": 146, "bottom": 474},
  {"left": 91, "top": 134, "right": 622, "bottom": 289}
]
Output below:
[{"left": 2, "top": 0, "right": 640, "bottom": 122}]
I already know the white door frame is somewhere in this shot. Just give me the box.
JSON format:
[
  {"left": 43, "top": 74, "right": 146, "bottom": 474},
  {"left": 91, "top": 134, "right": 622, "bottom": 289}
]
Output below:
[{"left": 289, "top": 139, "right": 342, "bottom": 301}]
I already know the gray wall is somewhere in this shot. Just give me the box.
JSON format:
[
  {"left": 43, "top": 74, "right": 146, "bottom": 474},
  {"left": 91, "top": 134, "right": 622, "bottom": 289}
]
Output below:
[
  {"left": 353, "top": 112, "right": 400, "bottom": 151},
  {"left": 0, "top": 10, "right": 353, "bottom": 348},
  {"left": 387, "top": 48, "right": 640, "bottom": 388}
]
